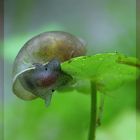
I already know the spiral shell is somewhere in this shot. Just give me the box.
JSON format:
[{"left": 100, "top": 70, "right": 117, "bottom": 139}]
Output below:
[{"left": 12, "top": 31, "right": 86, "bottom": 102}]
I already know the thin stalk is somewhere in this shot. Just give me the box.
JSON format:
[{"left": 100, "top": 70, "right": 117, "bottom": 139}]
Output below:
[{"left": 88, "top": 81, "right": 97, "bottom": 140}]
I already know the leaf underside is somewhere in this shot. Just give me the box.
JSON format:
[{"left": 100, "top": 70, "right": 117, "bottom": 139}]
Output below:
[{"left": 61, "top": 53, "right": 140, "bottom": 93}]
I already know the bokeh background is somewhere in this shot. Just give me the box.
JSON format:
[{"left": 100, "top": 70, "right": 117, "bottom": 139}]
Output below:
[{"left": 4, "top": 0, "right": 139, "bottom": 140}]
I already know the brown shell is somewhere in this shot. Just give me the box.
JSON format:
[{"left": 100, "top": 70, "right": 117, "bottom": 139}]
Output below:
[{"left": 12, "top": 31, "right": 86, "bottom": 100}]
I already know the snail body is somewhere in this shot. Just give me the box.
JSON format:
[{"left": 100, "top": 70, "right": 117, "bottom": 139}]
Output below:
[{"left": 12, "top": 31, "right": 86, "bottom": 105}]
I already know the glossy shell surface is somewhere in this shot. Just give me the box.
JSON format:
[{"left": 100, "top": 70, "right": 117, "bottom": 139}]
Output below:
[{"left": 12, "top": 31, "right": 86, "bottom": 100}]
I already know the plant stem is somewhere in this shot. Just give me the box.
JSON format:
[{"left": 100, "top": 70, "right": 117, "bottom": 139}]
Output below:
[{"left": 88, "top": 81, "right": 97, "bottom": 140}]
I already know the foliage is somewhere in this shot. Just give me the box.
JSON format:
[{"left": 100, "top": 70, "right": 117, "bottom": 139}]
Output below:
[{"left": 61, "top": 53, "right": 140, "bottom": 94}]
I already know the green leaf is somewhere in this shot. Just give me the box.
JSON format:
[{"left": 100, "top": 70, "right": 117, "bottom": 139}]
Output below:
[{"left": 61, "top": 53, "right": 140, "bottom": 93}]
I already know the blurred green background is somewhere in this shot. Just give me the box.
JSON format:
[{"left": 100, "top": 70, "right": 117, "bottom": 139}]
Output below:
[{"left": 4, "top": 0, "right": 139, "bottom": 140}]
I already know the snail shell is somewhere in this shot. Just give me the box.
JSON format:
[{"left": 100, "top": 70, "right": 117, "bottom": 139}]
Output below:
[{"left": 12, "top": 31, "right": 86, "bottom": 104}]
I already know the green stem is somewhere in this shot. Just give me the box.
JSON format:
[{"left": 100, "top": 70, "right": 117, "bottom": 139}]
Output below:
[{"left": 88, "top": 81, "right": 97, "bottom": 140}]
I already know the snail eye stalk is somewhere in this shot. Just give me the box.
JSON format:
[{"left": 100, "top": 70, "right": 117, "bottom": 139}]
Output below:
[{"left": 47, "top": 59, "right": 61, "bottom": 71}]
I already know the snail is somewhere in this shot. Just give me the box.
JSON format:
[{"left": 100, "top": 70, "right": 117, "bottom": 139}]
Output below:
[{"left": 12, "top": 31, "right": 86, "bottom": 106}]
